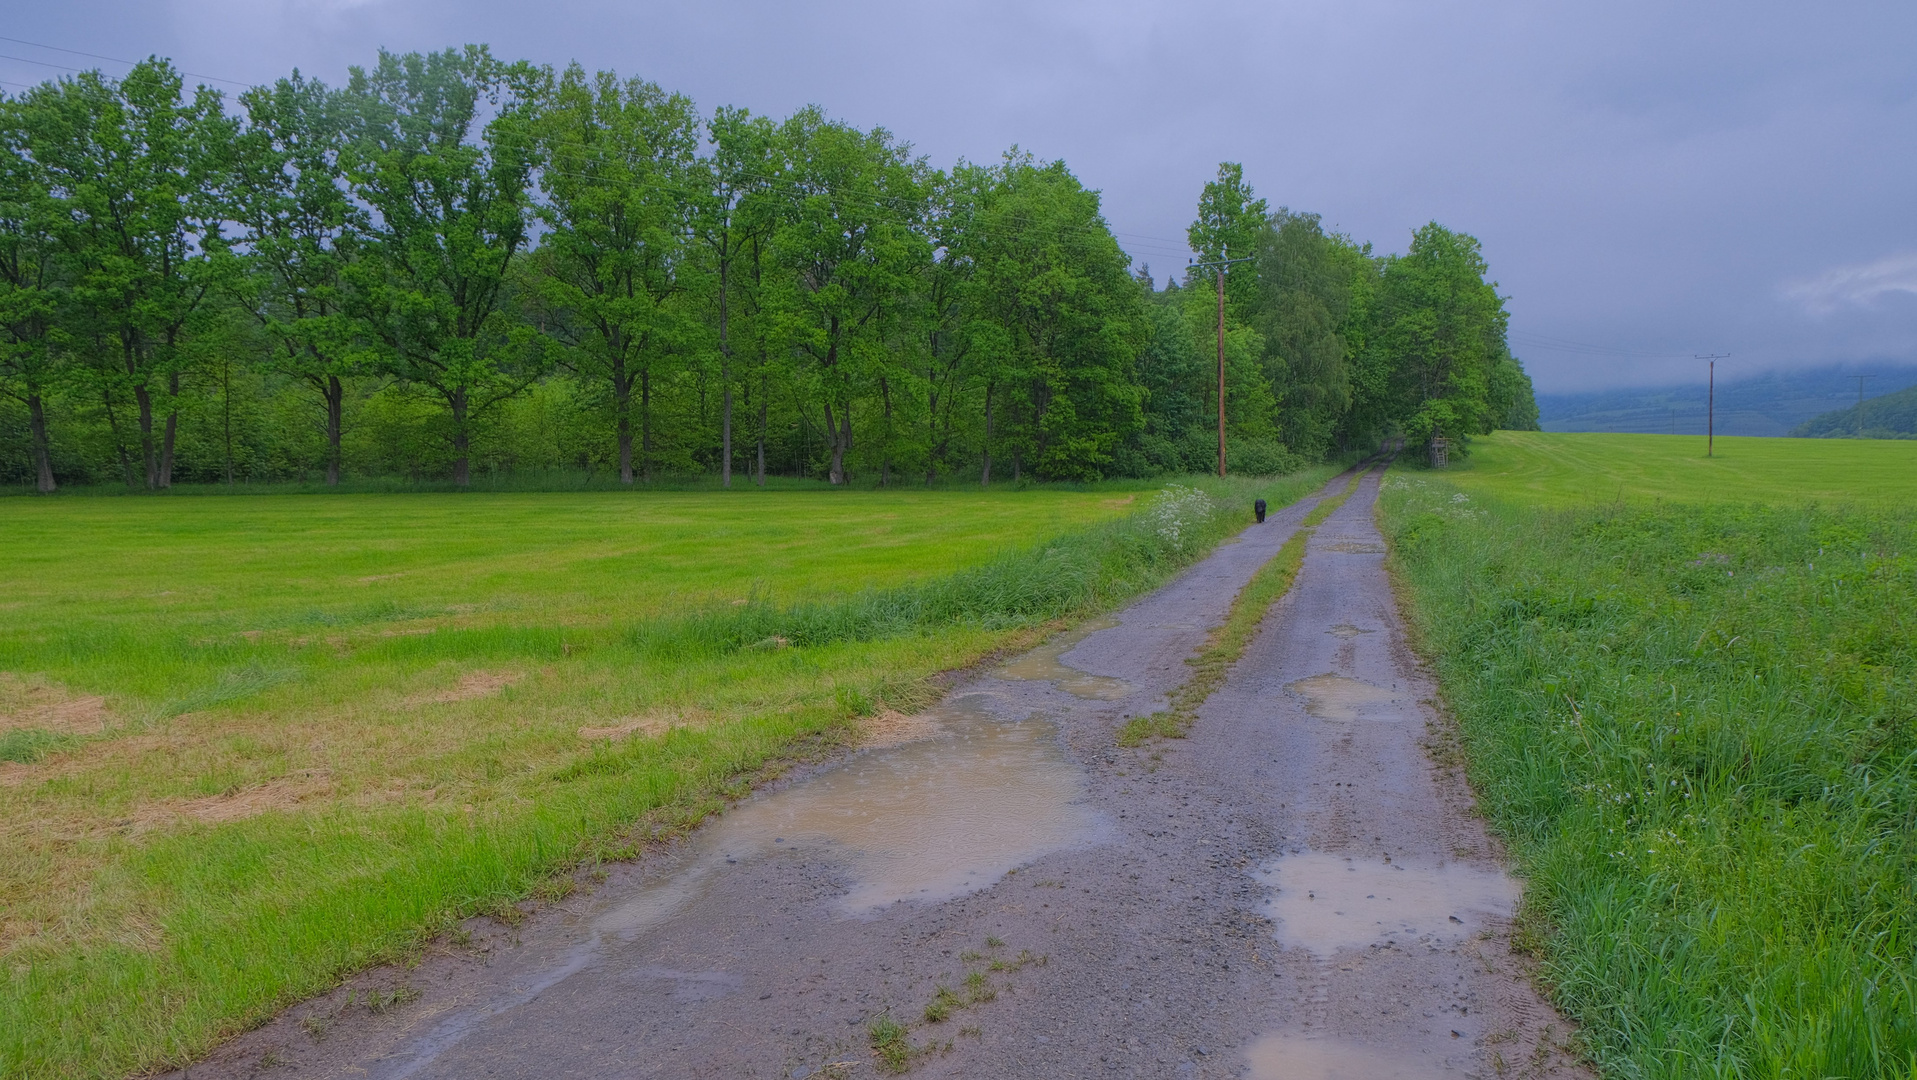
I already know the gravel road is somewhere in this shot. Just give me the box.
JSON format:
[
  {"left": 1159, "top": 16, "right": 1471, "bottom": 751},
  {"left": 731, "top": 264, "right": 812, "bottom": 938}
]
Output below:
[{"left": 172, "top": 468, "right": 1587, "bottom": 1080}]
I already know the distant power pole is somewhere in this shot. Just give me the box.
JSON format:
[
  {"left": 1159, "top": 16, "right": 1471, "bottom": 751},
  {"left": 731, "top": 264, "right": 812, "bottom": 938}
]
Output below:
[
  {"left": 1189, "top": 255, "right": 1256, "bottom": 476},
  {"left": 1852, "top": 374, "right": 1876, "bottom": 436},
  {"left": 1696, "top": 354, "right": 1730, "bottom": 456}
]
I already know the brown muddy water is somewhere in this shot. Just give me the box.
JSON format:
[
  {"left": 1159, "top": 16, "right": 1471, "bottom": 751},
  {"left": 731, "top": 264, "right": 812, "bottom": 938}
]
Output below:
[
  {"left": 602, "top": 691, "right": 1102, "bottom": 934},
  {"left": 1252, "top": 852, "right": 1520, "bottom": 957},
  {"left": 1244, "top": 1033, "right": 1461, "bottom": 1079},
  {"left": 996, "top": 616, "right": 1133, "bottom": 699},
  {"left": 1284, "top": 672, "right": 1403, "bottom": 721}
]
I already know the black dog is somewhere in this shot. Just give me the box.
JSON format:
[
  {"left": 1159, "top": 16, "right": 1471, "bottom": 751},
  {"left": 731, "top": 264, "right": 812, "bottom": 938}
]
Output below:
[{"left": 1254, "top": 497, "right": 1267, "bottom": 523}]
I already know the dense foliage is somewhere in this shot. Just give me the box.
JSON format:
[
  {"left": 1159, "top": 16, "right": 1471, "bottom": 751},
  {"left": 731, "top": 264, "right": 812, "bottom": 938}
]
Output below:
[
  {"left": 0, "top": 48, "right": 1537, "bottom": 492},
  {"left": 1382, "top": 475, "right": 1916, "bottom": 1079}
]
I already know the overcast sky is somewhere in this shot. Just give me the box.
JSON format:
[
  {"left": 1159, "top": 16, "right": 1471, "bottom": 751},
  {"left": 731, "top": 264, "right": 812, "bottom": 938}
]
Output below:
[{"left": 5, "top": 0, "right": 1915, "bottom": 392}]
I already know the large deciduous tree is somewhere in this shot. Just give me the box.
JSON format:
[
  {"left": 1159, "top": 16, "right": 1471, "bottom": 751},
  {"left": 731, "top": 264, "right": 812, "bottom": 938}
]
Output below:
[
  {"left": 231, "top": 72, "right": 365, "bottom": 485},
  {"left": 26, "top": 60, "right": 236, "bottom": 489},
  {"left": 530, "top": 63, "right": 702, "bottom": 484},
  {"left": 1369, "top": 222, "right": 1511, "bottom": 452},
  {"left": 342, "top": 46, "right": 543, "bottom": 486},
  {"left": 973, "top": 154, "right": 1147, "bottom": 481},
  {"left": 772, "top": 109, "right": 929, "bottom": 485},
  {"left": 0, "top": 94, "right": 68, "bottom": 492}
]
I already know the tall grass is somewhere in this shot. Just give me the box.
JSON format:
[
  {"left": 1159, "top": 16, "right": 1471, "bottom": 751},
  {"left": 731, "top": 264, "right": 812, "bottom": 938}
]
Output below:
[{"left": 1380, "top": 474, "right": 1917, "bottom": 1079}]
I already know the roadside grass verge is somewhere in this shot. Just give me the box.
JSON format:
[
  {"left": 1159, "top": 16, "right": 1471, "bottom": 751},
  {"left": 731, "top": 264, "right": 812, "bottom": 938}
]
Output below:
[
  {"left": 1119, "top": 466, "right": 1369, "bottom": 746},
  {"left": 0, "top": 470, "right": 1336, "bottom": 1078},
  {"left": 1380, "top": 473, "right": 1917, "bottom": 1079}
]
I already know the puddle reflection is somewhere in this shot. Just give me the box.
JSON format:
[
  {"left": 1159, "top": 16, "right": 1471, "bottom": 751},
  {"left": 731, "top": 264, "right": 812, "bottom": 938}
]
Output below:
[
  {"left": 997, "top": 617, "right": 1132, "bottom": 700},
  {"left": 1245, "top": 1034, "right": 1461, "bottom": 1079},
  {"left": 599, "top": 693, "right": 1099, "bottom": 935},
  {"left": 1285, "top": 673, "right": 1400, "bottom": 721},
  {"left": 1253, "top": 853, "right": 1518, "bottom": 957}
]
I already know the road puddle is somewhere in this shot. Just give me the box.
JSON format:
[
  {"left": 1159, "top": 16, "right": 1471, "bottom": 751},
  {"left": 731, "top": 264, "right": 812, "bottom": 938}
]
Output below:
[
  {"left": 1285, "top": 673, "right": 1400, "bottom": 720},
  {"left": 1322, "top": 539, "right": 1387, "bottom": 554},
  {"left": 997, "top": 617, "right": 1132, "bottom": 699},
  {"left": 1245, "top": 1034, "right": 1460, "bottom": 1079},
  {"left": 1326, "top": 624, "right": 1375, "bottom": 639},
  {"left": 1252, "top": 853, "right": 1518, "bottom": 956},
  {"left": 598, "top": 693, "right": 1099, "bottom": 936}
]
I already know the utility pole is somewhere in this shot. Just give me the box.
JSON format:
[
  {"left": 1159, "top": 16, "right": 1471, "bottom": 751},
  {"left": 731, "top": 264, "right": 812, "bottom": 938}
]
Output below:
[
  {"left": 1189, "top": 256, "right": 1255, "bottom": 476},
  {"left": 1851, "top": 374, "right": 1876, "bottom": 436},
  {"left": 1696, "top": 354, "right": 1729, "bottom": 457}
]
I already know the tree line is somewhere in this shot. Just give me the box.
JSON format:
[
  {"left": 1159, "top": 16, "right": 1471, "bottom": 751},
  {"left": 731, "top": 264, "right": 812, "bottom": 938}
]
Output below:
[{"left": 0, "top": 45, "right": 1537, "bottom": 493}]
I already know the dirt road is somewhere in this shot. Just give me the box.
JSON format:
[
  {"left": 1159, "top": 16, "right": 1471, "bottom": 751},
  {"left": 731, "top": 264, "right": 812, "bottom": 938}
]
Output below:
[{"left": 175, "top": 469, "right": 1585, "bottom": 1079}]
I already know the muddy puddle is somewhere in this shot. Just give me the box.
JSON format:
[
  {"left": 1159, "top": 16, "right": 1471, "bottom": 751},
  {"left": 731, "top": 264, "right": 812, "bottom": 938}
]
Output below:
[
  {"left": 1285, "top": 673, "right": 1401, "bottom": 721},
  {"left": 996, "top": 617, "right": 1132, "bottom": 700},
  {"left": 1252, "top": 853, "right": 1518, "bottom": 957},
  {"left": 1245, "top": 1033, "right": 1462, "bottom": 1079},
  {"left": 601, "top": 692, "right": 1100, "bottom": 935}
]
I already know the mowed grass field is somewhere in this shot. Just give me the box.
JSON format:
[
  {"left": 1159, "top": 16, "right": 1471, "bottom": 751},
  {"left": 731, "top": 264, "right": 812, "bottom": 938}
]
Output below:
[
  {"left": 1442, "top": 430, "right": 1917, "bottom": 506},
  {"left": 0, "top": 473, "right": 1335, "bottom": 1078},
  {"left": 1383, "top": 435, "right": 1916, "bottom": 1079}
]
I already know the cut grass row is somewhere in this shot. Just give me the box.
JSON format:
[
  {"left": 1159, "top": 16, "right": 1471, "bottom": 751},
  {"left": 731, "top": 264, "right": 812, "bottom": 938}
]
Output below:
[
  {"left": 1439, "top": 431, "right": 1917, "bottom": 508},
  {"left": 0, "top": 469, "right": 1340, "bottom": 1078},
  {"left": 1380, "top": 469, "right": 1917, "bottom": 1079}
]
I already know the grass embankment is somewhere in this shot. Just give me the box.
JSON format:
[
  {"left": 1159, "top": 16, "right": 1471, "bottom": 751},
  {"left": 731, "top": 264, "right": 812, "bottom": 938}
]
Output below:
[
  {"left": 1382, "top": 454, "right": 1916, "bottom": 1079},
  {"left": 1442, "top": 430, "right": 1917, "bottom": 507},
  {"left": 1118, "top": 465, "right": 1369, "bottom": 746},
  {"left": 0, "top": 470, "right": 1336, "bottom": 1078}
]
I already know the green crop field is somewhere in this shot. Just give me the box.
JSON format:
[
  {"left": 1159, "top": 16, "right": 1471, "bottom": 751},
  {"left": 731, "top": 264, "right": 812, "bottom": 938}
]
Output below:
[
  {"left": 1440, "top": 430, "right": 1917, "bottom": 506},
  {"left": 1383, "top": 434, "right": 1917, "bottom": 1079},
  {"left": 0, "top": 471, "right": 1335, "bottom": 1078}
]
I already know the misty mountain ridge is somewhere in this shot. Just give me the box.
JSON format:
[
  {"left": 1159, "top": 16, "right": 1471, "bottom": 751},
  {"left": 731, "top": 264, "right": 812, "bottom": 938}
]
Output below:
[
  {"left": 1537, "top": 364, "right": 1917, "bottom": 437},
  {"left": 1794, "top": 381, "right": 1917, "bottom": 439}
]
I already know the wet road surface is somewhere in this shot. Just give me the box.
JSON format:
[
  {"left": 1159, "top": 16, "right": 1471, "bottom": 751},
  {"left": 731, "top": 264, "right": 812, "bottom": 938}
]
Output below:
[{"left": 174, "top": 469, "right": 1586, "bottom": 1079}]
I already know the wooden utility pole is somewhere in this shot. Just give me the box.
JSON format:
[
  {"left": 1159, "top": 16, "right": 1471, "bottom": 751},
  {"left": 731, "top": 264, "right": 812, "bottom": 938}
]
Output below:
[
  {"left": 1696, "top": 354, "right": 1729, "bottom": 456},
  {"left": 1851, "top": 374, "right": 1876, "bottom": 436},
  {"left": 1189, "top": 256, "right": 1254, "bottom": 476}
]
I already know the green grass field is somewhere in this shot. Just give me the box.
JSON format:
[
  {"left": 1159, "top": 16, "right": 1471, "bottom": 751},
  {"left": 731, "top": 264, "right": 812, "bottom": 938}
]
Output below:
[
  {"left": 1383, "top": 435, "right": 1917, "bottom": 1079},
  {"left": 1441, "top": 431, "right": 1917, "bottom": 506},
  {"left": 0, "top": 472, "right": 1336, "bottom": 1078}
]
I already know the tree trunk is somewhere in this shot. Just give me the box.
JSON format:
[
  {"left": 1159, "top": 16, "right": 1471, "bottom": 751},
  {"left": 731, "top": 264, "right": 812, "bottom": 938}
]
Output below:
[
  {"left": 325, "top": 375, "right": 343, "bottom": 486},
  {"left": 103, "top": 387, "right": 134, "bottom": 488},
  {"left": 614, "top": 357, "right": 634, "bottom": 485},
  {"left": 134, "top": 381, "right": 157, "bottom": 490},
  {"left": 451, "top": 386, "right": 470, "bottom": 486},
  {"left": 159, "top": 370, "right": 180, "bottom": 489},
  {"left": 27, "top": 393, "right": 55, "bottom": 493},
  {"left": 719, "top": 259, "right": 732, "bottom": 489},
  {"left": 824, "top": 400, "right": 845, "bottom": 485},
  {"left": 878, "top": 376, "right": 893, "bottom": 487},
  {"left": 756, "top": 379, "right": 767, "bottom": 487},
  {"left": 222, "top": 360, "right": 234, "bottom": 485},
  {"left": 980, "top": 382, "right": 993, "bottom": 487},
  {"left": 640, "top": 368, "right": 652, "bottom": 482}
]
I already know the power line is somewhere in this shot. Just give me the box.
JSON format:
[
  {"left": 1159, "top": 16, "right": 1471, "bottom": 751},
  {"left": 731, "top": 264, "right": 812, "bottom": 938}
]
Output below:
[{"left": 0, "top": 33, "right": 251, "bottom": 88}]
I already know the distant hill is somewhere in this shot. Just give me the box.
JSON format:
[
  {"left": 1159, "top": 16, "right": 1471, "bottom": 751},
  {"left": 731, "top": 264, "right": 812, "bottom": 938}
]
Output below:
[
  {"left": 1537, "top": 364, "right": 1917, "bottom": 437},
  {"left": 1792, "top": 381, "right": 1917, "bottom": 439}
]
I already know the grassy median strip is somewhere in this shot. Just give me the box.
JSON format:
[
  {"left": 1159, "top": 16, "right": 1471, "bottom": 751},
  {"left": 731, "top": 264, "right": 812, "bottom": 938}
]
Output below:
[
  {"left": 1118, "top": 466, "right": 1370, "bottom": 747},
  {"left": 0, "top": 470, "right": 1338, "bottom": 1079},
  {"left": 1381, "top": 471, "right": 1917, "bottom": 1080}
]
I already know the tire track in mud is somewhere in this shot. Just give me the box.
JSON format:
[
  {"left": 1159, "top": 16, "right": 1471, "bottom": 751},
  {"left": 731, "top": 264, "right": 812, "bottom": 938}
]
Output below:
[{"left": 164, "top": 468, "right": 1586, "bottom": 1080}]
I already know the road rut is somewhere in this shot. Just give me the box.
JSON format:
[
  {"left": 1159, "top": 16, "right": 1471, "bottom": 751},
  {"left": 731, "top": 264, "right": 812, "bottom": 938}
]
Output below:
[{"left": 172, "top": 469, "right": 1586, "bottom": 1080}]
